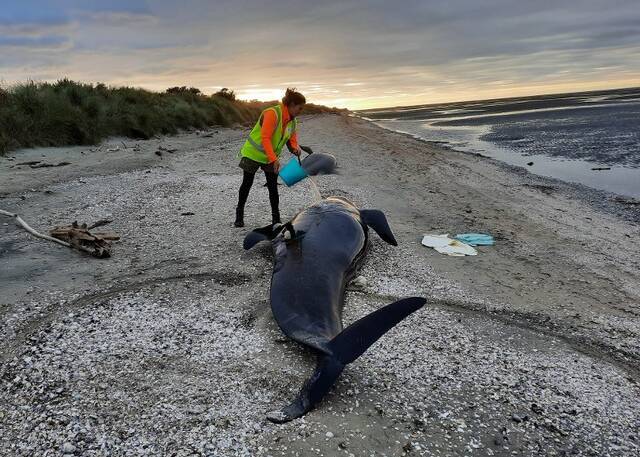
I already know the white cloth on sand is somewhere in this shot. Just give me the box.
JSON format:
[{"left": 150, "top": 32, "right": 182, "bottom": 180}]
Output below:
[{"left": 421, "top": 234, "right": 478, "bottom": 256}]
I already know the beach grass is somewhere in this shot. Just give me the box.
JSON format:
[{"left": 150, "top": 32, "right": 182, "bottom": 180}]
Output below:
[{"left": 0, "top": 79, "right": 342, "bottom": 155}]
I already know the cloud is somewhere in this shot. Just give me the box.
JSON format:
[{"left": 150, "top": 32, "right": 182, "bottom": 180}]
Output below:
[
  {"left": 1, "top": 0, "right": 639, "bottom": 108},
  {"left": 78, "top": 11, "right": 159, "bottom": 27},
  {"left": 0, "top": 35, "right": 70, "bottom": 50}
]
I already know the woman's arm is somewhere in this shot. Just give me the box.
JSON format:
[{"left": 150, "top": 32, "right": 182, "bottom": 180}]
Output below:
[
  {"left": 289, "top": 132, "right": 300, "bottom": 155},
  {"left": 260, "top": 109, "right": 278, "bottom": 163}
]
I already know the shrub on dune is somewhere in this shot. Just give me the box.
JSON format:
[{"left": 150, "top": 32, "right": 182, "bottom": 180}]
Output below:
[{"left": 0, "top": 79, "right": 344, "bottom": 155}]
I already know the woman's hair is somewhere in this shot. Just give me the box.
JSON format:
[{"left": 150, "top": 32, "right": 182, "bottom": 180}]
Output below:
[{"left": 282, "top": 88, "right": 306, "bottom": 106}]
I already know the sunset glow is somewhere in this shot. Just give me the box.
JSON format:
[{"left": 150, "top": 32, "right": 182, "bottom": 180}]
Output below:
[{"left": 2, "top": 1, "right": 639, "bottom": 110}]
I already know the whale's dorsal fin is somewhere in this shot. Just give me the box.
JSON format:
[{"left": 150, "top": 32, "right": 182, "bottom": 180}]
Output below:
[
  {"left": 243, "top": 223, "right": 285, "bottom": 250},
  {"left": 360, "top": 209, "right": 397, "bottom": 246}
]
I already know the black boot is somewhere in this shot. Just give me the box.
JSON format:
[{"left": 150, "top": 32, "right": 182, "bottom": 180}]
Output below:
[
  {"left": 272, "top": 210, "right": 281, "bottom": 225},
  {"left": 234, "top": 206, "right": 244, "bottom": 227}
]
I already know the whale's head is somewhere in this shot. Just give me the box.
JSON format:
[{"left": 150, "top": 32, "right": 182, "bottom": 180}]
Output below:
[
  {"left": 317, "top": 196, "right": 398, "bottom": 246},
  {"left": 243, "top": 196, "right": 397, "bottom": 250}
]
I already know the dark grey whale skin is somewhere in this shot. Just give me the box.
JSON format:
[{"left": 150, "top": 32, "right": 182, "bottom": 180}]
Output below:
[
  {"left": 269, "top": 197, "right": 367, "bottom": 352},
  {"left": 244, "top": 196, "right": 425, "bottom": 423}
]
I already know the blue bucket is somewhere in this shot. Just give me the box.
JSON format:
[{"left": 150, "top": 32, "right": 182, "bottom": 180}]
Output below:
[{"left": 279, "top": 158, "right": 308, "bottom": 187}]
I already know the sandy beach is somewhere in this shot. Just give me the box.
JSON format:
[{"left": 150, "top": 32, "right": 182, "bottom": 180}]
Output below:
[{"left": 1, "top": 114, "right": 639, "bottom": 456}]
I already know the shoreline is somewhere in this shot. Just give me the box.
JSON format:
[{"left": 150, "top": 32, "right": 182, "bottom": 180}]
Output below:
[
  {"left": 1, "top": 114, "right": 638, "bottom": 456},
  {"left": 354, "top": 113, "right": 640, "bottom": 211}
]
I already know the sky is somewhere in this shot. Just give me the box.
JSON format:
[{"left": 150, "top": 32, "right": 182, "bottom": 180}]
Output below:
[{"left": 1, "top": 0, "right": 639, "bottom": 109}]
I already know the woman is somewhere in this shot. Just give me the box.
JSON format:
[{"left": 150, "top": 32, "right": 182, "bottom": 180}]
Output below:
[{"left": 234, "top": 88, "right": 306, "bottom": 227}]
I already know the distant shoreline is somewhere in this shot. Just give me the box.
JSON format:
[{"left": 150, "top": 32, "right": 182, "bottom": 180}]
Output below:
[
  {"left": 355, "top": 85, "right": 640, "bottom": 113},
  {"left": 354, "top": 87, "right": 640, "bottom": 199}
]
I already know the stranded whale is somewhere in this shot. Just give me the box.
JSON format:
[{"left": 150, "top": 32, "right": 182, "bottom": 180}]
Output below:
[{"left": 243, "top": 196, "right": 425, "bottom": 423}]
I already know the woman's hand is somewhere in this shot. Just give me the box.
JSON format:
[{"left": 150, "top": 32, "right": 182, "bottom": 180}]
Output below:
[
  {"left": 273, "top": 159, "right": 281, "bottom": 174},
  {"left": 292, "top": 147, "right": 302, "bottom": 157}
]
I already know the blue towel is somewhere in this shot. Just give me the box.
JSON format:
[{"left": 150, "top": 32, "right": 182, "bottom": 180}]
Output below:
[{"left": 454, "top": 233, "right": 494, "bottom": 246}]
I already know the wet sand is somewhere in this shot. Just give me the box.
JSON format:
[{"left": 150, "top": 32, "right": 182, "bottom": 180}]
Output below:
[{"left": 1, "top": 114, "right": 639, "bottom": 456}]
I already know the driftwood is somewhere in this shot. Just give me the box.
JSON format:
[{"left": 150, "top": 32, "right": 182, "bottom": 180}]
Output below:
[
  {"left": 88, "top": 219, "right": 113, "bottom": 230},
  {"left": 10, "top": 161, "right": 71, "bottom": 169},
  {"left": 0, "top": 210, "right": 118, "bottom": 258},
  {"left": 30, "top": 161, "right": 71, "bottom": 169},
  {"left": 13, "top": 160, "right": 42, "bottom": 166},
  {"left": 49, "top": 222, "right": 119, "bottom": 258},
  {"left": 1, "top": 209, "right": 73, "bottom": 249}
]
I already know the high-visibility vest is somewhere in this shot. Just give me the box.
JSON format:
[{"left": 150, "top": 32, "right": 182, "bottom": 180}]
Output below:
[{"left": 239, "top": 104, "right": 297, "bottom": 163}]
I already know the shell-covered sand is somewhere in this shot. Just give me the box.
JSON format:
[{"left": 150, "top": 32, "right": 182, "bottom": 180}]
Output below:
[{"left": 1, "top": 114, "right": 638, "bottom": 456}]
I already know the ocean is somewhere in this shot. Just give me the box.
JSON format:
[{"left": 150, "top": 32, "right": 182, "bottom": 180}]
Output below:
[{"left": 358, "top": 87, "right": 640, "bottom": 198}]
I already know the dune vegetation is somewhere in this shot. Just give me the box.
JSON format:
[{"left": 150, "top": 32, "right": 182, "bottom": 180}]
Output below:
[{"left": 0, "top": 79, "right": 343, "bottom": 155}]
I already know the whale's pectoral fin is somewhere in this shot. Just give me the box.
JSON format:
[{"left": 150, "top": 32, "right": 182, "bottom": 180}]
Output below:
[
  {"left": 360, "top": 209, "right": 398, "bottom": 246},
  {"left": 243, "top": 223, "right": 284, "bottom": 250},
  {"left": 266, "top": 297, "right": 426, "bottom": 423}
]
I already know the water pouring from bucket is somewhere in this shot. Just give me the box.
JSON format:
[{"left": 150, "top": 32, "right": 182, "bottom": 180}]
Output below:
[{"left": 279, "top": 158, "right": 308, "bottom": 187}]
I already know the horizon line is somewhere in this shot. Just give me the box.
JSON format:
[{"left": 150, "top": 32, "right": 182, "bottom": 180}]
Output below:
[{"left": 2, "top": 78, "right": 639, "bottom": 112}]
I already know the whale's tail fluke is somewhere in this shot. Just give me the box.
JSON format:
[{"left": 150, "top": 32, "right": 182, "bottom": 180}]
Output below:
[
  {"left": 266, "top": 297, "right": 426, "bottom": 423},
  {"left": 328, "top": 296, "right": 425, "bottom": 364}
]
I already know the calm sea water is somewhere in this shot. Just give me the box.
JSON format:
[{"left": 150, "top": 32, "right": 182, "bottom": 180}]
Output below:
[{"left": 358, "top": 88, "right": 640, "bottom": 198}]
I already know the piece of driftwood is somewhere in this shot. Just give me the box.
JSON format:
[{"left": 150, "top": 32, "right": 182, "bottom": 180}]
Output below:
[
  {"left": 13, "top": 160, "right": 42, "bottom": 166},
  {"left": 30, "top": 161, "right": 71, "bottom": 169},
  {"left": 50, "top": 222, "right": 119, "bottom": 258},
  {"left": 0, "top": 209, "right": 118, "bottom": 258},
  {"left": 1, "top": 209, "right": 73, "bottom": 250},
  {"left": 88, "top": 218, "right": 113, "bottom": 230}
]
